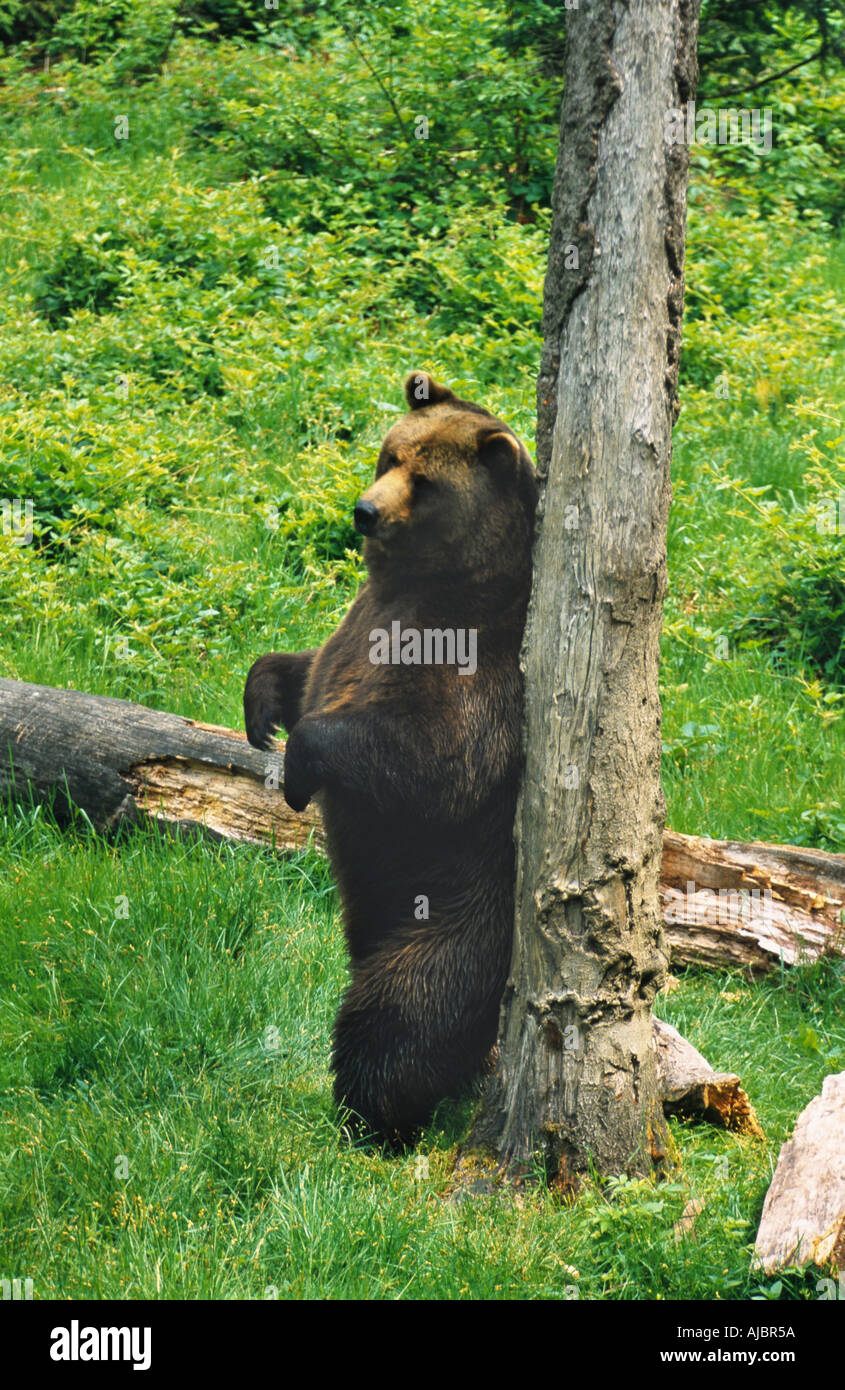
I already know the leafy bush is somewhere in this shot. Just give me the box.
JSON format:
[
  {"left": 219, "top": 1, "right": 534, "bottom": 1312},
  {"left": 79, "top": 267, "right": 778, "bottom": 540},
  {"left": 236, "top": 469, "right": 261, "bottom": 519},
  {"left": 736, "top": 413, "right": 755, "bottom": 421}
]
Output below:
[
  {"left": 727, "top": 447, "right": 845, "bottom": 684},
  {"left": 178, "top": 0, "right": 274, "bottom": 40},
  {"left": 1, "top": 400, "right": 193, "bottom": 550},
  {"left": 0, "top": 0, "right": 72, "bottom": 45},
  {"left": 264, "top": 442, "right": 367, "bottom": 575},
  {"left": 31, "top": 231, "right": 129, "bottom": 325},
  {"left": 26, "top": 0, "right": 181, "bottom": 81},
  {"left": 697, "top": 5, "right": 845, "bottom": 228},
  {"left": 176, "top": 3, "right": 559, "bottom": 234},
  {"left": 43, "top": 0, "right": 139, "bottom": 62}
]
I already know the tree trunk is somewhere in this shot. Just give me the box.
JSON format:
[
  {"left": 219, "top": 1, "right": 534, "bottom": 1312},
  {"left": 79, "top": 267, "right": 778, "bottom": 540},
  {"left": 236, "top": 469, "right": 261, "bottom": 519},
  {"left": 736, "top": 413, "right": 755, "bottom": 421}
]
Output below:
[{"left": 464, "top": 0, "right": 702, "bottom": 1184}]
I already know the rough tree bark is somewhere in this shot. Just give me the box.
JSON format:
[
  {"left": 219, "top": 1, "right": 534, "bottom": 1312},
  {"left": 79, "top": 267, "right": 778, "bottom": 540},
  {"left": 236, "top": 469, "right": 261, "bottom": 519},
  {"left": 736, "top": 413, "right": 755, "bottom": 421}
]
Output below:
[{"left": 462, "top": 0, "right": 702, "bottom": 1184}]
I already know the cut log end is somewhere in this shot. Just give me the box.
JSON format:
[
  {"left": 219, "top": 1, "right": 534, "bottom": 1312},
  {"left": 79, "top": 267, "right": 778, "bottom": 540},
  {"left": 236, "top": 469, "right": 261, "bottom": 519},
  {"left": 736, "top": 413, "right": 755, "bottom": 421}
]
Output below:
[
  {"left": 662, "top": 1072, "right": 765, "bottom": 1139},
  {"left": 653, "top": 1017, "right": 764, "bottom": 1138}
]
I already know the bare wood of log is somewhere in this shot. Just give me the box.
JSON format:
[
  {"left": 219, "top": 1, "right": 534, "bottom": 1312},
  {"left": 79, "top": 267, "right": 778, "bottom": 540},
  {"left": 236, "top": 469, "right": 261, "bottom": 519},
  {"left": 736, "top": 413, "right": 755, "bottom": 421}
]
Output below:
[
  {"left": 0, "top": 679, "right": 843, "bottom": 973},
  {"left": 661, "top": 828, "right": 845, "bottom": 974},
  {"left": 754, "top": 1072, "right": 845, "bottom": 1274},
  {"left": 652, "top": 1018, "right": 764, "bottom": 1138}
]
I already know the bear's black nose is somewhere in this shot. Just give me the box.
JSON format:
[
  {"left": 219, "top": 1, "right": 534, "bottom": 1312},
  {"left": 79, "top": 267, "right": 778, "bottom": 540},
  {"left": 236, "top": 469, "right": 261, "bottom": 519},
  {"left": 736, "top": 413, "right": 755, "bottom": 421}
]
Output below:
[{"left": 354, "top": 500, "right": 379, "bottom": 536}]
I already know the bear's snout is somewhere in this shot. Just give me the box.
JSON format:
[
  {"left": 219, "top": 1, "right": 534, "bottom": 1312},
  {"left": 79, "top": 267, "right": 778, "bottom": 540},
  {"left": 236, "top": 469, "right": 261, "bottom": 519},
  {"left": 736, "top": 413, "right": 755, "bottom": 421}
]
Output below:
[{"left": 354, "top": 499, "right": 380, "bottom": 535}]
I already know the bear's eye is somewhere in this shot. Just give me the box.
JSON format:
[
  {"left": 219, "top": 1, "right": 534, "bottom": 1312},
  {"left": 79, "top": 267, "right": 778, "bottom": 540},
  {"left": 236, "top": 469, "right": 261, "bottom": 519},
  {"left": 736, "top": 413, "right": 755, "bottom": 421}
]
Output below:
[
  {"left": 377, "top": 450, "right": 401, "bottom": 477},
  {"left": 413, "top": 474, "right": 435, "bottom": 499}
]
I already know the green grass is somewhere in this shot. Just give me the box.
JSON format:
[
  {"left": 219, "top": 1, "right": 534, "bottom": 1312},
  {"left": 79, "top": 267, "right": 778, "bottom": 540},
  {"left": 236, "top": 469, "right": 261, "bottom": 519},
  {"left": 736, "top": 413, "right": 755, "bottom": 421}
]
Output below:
[
  {"left": 2, "top": 802, "right": 841, "bottom": 1301},
  {"left": 1, "top": 5, "right": 845, "bottom": 1300}
]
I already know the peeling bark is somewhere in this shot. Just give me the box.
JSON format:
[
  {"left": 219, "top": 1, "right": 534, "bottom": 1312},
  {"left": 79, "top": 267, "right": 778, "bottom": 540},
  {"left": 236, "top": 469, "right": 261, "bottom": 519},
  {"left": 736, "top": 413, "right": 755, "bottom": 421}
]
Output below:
[{"left": 661, "top": 829, "right": 845, "bottom": 973}]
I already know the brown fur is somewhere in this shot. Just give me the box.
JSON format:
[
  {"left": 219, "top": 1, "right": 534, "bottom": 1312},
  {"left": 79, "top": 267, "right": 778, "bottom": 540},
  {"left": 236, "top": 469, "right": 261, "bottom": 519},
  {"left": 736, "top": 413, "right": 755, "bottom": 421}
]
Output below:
[{"left": 244, "top": 373, "right": 538, "bottom": 1145}]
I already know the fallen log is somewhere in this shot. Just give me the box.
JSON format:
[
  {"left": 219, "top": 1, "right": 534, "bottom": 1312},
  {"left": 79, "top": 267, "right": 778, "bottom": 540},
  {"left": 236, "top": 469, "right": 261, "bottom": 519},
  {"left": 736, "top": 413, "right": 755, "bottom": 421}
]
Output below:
[
  {"left": 661, "top": 829, "right": 845, "bottom": 974},
  {"left": 754, "top": 1072, "right": 845, "bottom": 1273},
  {"left": 652, "top": 1017, "right": 764, "bottom": 1137},
  {"left": 1, "top": 678, "right": 843, "bottom": 973},
  {"left": 0, "top": 678, "right": 324, "bottom": 853}
]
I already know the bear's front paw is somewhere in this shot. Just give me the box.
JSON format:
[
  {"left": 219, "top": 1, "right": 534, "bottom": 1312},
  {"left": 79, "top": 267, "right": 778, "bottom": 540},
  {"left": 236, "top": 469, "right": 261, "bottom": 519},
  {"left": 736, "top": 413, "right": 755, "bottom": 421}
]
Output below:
[{"left": 282, "top": 716, "right": 324, "bottom": 812}]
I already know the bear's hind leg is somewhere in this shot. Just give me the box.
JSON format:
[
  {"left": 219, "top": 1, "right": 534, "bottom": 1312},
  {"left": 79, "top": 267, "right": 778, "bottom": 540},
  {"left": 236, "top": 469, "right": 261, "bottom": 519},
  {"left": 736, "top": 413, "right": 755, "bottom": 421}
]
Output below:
[{"left": 331, "top": 922, "right": 505, "bottom": 1147}]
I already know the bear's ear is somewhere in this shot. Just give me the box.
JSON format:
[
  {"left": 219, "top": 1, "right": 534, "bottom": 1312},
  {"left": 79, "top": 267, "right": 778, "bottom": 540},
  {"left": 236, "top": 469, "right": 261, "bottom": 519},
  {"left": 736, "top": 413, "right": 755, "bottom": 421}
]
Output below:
[
  {"left": 404, "top": 372, "right": 455, "bottom": 411},
  {"left": 477, "top": 427, "right": 520, "bottom": 476}
]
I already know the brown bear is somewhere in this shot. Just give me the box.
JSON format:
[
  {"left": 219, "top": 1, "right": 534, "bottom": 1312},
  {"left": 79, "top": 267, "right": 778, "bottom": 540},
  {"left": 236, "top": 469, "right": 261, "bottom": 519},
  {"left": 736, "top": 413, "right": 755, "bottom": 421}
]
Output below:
[{"left": 244, "top": 372, "right": 538, "bottom": 1145}]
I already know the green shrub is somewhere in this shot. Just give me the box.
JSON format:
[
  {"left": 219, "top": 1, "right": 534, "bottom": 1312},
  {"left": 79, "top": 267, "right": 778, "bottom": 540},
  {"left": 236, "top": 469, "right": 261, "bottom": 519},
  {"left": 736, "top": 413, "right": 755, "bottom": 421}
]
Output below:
[
  {"left": 1, "top": 0, "right": 845, "bottom": 1308},
  {"left": 0, "top": 0, "right": 72, "bottom": 45},
  {"left": 31, "top": 231, "right": 129, "bottom": 325},
  {"left": 265, "top": 442, "right": 366, "bottom": 575},
  {"left": 728, "top": 450, "right": 845, "bottom": 684}
]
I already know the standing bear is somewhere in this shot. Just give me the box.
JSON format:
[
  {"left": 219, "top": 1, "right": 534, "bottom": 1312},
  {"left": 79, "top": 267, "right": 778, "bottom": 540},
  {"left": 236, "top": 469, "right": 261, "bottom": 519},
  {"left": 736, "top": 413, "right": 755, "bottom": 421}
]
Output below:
[{"left": 244, "top": 372, "right": 538, "bottom": 1145}]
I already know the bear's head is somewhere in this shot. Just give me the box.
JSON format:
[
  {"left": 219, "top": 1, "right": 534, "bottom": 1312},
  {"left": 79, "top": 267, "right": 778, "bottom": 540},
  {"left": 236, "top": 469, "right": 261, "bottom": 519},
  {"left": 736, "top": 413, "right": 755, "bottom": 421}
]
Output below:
[{"left": 354, "top": 373, "right": 538, "bottom": 595}]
